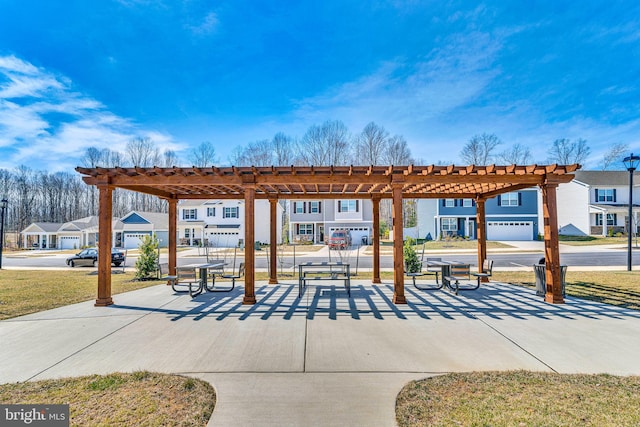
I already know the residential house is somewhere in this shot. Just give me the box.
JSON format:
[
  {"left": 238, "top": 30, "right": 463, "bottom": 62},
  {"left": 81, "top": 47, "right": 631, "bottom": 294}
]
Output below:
[
  {"left": 418, "top": 188, "right": 540, "bottom": 241},
  {"left": 289, "top": 199, "right": 373, "bottom": 245},
  {"left": 178, "top": 199, "right": 282, "bottom": 247},
  {"left": 554, "top": 171, "right": 638, "bottom": 236},
  {"left": 21, "top": 211, "right": 169, "bottom": 250},
  {"left": 22, "top": 216, "right": 99, "bottom": 249},
  {"left": 113, "top": 211, "right": 169, "bottom": 249},
  {"left": 21, "top": 222, "right": 64, "bottom": 249}
]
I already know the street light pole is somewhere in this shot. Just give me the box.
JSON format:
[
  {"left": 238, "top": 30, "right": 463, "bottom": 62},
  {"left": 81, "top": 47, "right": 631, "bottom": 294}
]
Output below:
[
  {"left": 623, "top": 154, "right": 640, "bottom": 272},
  {"left": 0, "top": 198, "right": 7, "bottom": 269}
]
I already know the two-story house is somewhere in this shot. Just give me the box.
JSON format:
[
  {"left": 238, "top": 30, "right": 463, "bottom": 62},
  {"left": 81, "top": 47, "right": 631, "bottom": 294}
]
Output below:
[
  {"left": 178, "top": 199, "right": 282, "bottom": 247},
  {"left": 289, "top": 199, "right": 373, "bottom": 245},
  {"left": 418, "top": 188, "right": 540, "bottom": 241},
  {"left": 555, "top": 171, "right": 639, "bottom": 236}
]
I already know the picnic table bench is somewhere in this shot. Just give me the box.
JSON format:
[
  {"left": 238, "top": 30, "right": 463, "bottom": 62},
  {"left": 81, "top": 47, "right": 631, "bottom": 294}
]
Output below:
[{"left": 298, "top": 262, "right": 351, "bottom": 297}]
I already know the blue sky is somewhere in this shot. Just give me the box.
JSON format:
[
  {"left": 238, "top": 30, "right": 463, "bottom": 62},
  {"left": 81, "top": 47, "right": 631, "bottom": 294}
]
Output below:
[{"left": 0, "top": 1, "right": 639, "bottom": 172}]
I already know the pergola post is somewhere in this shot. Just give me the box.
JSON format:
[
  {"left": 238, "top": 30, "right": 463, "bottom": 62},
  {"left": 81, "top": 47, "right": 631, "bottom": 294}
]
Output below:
[
  {"left": 168, "top": 198, "right": 177, "bottom": 276},
  {"left": 476, "top": 197, "right": 488, "bottom": 281},
  {"left": 541, "top": 182, "right": 564, "bottom": 304},
  {"left": 243, "top": 186, "right": 257, "bottom": 304},
  {"left": 95, "top": 184, "right": 113, "bottom": 307},
  {"left": 269, "top": 198, "right": 278, "bottom": 284},
  {"left": 372, "top": 196, "right": 381, "bottom": 284},
  {"left": 392, "top": 184, "right": 406, "bottom": 304}
]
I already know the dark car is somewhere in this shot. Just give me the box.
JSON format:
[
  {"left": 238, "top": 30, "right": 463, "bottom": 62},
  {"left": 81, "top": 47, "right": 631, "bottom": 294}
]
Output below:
[
  {"left": 327, "top": 229, "right": 352, "bottom": 250},
  {"left": 66, "top": 248, "right": 125, "bottom": 267}
]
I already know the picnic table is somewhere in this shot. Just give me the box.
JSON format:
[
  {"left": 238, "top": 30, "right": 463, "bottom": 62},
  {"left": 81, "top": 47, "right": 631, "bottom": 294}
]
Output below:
[
  {"left": 176, "top": 261, "right": 227, "bottom": 297},
  {"left": 298, "top": 261, "right": 351, "bottom": 298}
]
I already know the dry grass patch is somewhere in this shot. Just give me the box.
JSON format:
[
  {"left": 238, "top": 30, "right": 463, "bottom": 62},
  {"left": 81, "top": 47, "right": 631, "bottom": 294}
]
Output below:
[
  {"left": 397, "top": 371, "right": 640, "bottom": 427},
  {"left": 0, "top": 270, "right": 164, "bottom": 320},
  {"left": 0, "top": 371, "right": 215, "bottom": 426},
  {"left": 559, "top": 235, "right": 628, "bottom": 246},
  {"left": 492, "top": 270, "right": 640, "bottom": 311}
]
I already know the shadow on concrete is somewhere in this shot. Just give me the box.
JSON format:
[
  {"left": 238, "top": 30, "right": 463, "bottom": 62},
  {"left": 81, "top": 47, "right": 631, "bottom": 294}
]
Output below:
[{"left": 110, "top": 281, "right": 640, "bottom": 323}]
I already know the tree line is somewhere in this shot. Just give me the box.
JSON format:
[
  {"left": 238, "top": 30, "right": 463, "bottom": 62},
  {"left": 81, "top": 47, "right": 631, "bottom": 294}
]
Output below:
[{"left": 0, "top": 121, "right": 630, "bottom": 241}]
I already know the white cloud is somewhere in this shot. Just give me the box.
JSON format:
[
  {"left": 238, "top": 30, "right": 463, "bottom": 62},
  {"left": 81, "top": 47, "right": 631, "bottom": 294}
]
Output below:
[
  {"left": 0, "top": 55, "right": 183, "bottom": 171},
  {"left": 186, "top": 11, "right": 219, "bottom": 36},
  {"left": 290, "top": 30, "right": 502, "bottom": 134}
]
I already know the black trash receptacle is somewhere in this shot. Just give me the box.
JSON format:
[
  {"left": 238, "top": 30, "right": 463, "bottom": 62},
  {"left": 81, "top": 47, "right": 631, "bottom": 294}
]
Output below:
[{"left": 533, "top": 264, "right": 567, "bottom": 297}]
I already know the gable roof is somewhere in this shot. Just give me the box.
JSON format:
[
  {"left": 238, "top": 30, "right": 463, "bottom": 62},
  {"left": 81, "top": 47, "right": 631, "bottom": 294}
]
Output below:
[
  {"left": 22, "top": 222, "right": 62, "bottom": 233},
  {"left": 115, "top": 211, "right": 168, "bottom": 230},
  {"left": 573, "top": 171, "right": 638, "bottom": 186},
  {"left": 120, "top": 212, "right": 151, "bottom": 224}
]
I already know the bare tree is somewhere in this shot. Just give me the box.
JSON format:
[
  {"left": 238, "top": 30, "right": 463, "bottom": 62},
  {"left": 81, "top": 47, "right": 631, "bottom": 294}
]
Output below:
[
  {"left": 271, "top": 132, "right": 295, "bottom": 166},
  {"left": 460, "top": 133, "right": 502, "bottom": 165},
  {"left": 126, "top": 137, "right": 160, "bottom": 167},
  {"left": 228, "top": 146, "right": 245, "bottom": 166},
  {"left": 125, "top": 137, "right": 161, "bottom": 211},
  {"left": 498, "top": 144, "right": 532, "bottom": 164},
  {"left": 601, "top": 142, "right": 629, "bottom": 170},
  {"left": 81, "top": 147, "right": 103, "bottom": 168},
  {"left": 383, "top": 135, "right": 413, "bottom": 165},
  {"left": 354, "top": 122, "right": 389, "bottom": 165},
  {"left": 298, "top": 120, "right": 351, "bottom": 166},
  {"left": 547, "top": 138, "right": 590, "bottom": 164},
  {"left": 243, "top": 140, "right": 274, "bottom": 166},
  {"left": 189, "top": 141, "right": 217, "bottom": 167},
  {"left": 162, "top": 149, "right": 179, "bottom": 167}
]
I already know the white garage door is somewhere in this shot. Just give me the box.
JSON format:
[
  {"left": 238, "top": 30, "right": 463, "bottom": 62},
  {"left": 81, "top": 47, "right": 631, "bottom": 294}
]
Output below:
[
  {"left": 487, "top": 221, "right": 533, "bottom": 241},
  {"left": 124, "top": 233, "right": 148, "bottom": 249},
  {"left": 59, "top": 236, "right": 80, "bottom": 249}
]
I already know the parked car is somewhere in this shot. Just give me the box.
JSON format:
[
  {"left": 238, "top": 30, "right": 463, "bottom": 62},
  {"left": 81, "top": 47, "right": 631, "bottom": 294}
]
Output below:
[
  {"left": 66, "top": 248, "right": 125, "bottom": 267},
  {"left": 327, "top": 229, "right": 352, "bottom": 249}
]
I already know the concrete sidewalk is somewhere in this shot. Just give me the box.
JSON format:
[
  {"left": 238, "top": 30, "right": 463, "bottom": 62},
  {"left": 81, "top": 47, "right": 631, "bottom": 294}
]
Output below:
[{"left": 2, "top": 281, "right": 640, "bottom": 426}]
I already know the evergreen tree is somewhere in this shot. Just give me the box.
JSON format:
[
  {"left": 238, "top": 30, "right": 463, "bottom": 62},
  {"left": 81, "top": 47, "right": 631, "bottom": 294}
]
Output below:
[{"left": 135, "top": 234, "right": 159, "bottom": 279}]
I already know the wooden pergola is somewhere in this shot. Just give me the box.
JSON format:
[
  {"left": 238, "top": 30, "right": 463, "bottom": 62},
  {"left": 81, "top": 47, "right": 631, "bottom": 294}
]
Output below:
[{"left": 76, "top": 164, "right": 579, "bottom": 307}]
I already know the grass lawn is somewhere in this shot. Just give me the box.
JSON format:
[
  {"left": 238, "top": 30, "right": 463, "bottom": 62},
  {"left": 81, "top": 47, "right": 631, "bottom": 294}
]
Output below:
[
  {"left": 0, "top": 371, "right": 215, "bottom": 426},
  {"left": 0, "top": 270, "right": 164, "bottom": 320},
  {"left": 396, "top": 371, "right": 640, "bottom": 427},
  {"left": 559, "top": 235, "right": 631, "bottom": 246},
  {"left": 492, "top": 270, "right": 640, "bottom": 311}
]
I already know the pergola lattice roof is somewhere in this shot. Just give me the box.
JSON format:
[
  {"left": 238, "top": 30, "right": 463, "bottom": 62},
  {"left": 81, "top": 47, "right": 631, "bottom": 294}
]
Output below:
[{"left": 76, "top": 164, "right": 580, "bottom": 200}]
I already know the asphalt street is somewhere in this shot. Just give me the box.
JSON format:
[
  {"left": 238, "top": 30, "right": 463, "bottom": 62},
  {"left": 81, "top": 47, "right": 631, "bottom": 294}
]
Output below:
[{"left": 3, "top": 244, "right": 639, "bottom": 270}]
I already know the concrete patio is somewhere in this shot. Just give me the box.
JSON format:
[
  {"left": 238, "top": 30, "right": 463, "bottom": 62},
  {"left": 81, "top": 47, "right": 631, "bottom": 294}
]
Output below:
[{"left": 2, "top": 279, "right": 640, "bottom": 426}]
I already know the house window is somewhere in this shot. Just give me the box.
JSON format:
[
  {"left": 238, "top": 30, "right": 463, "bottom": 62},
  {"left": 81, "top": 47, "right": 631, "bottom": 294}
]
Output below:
[
  {"left": 207, "top": 207, "right": 216, "bottom": 217},
  {"left": 309, "top": 201, "right": 321, "bottom": 214},
  {"left": 596, "top": 189, "right": 615, "bottom": 203},
  {"left": 297, "top": 224, "right": 314, "bottom": 235},
  {"left": 442, "top": 218, "right": 458, "bottom": 231},
  {"left": 184, "top": 228, "right": 191, "bottom": 238},
  {"left": 294, "top": 202, "right": 304, "bottom": 214},
  {"left": 183, "top": 209, "right": 197, "bottom": 220},
  {"left": 595, "top": 213, "right": 616, "bottom": 226},
  {"left": 338, "top": 200, "right": 359, "bottom": 213},
  {"left": 224, "top": 207, "right": 239, "bottom": 218},
  {"left": 500, "top": 193, "right": 519, "bottom": 207},
  {"left": 445, "top": 199, "right": 455, "bottom": 207},
  {"left": 462, "top": 199, "right": 473, "bottom": 207}
]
